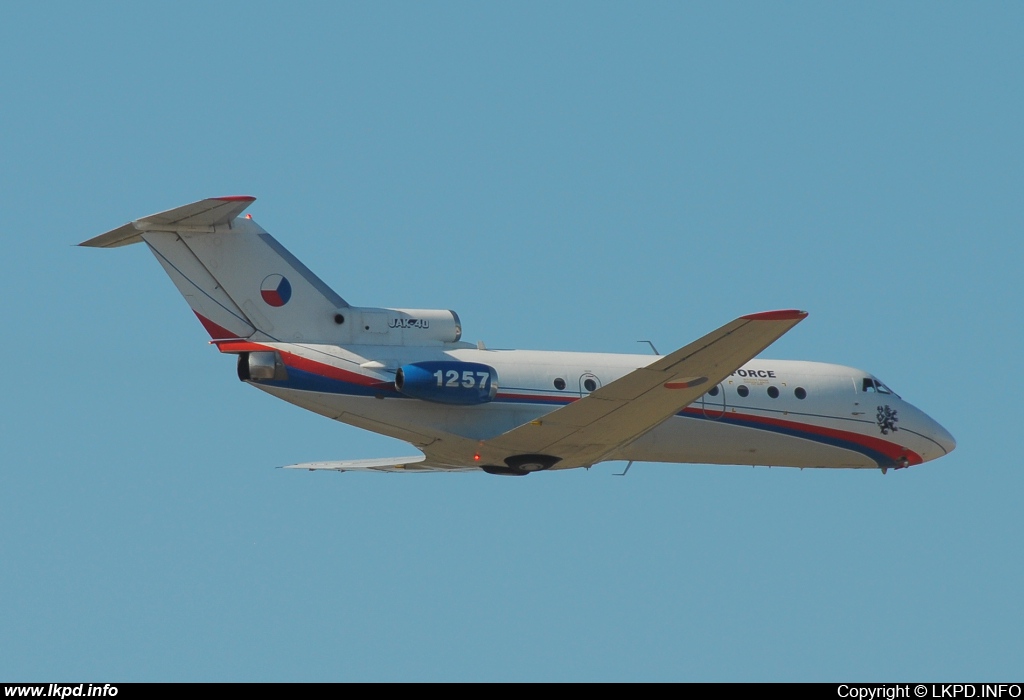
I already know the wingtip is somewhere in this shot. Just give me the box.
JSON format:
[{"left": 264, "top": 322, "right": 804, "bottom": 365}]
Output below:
[
  {"left": 213, "top": 195, "right": 256, "bottom": 202},
  {"left": 741, "top": 309, "right": 808, "bottom": 321}
]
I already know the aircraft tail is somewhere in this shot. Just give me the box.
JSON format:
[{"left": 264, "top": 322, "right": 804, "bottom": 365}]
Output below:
[{"left": 81, "top": 197, "right": 349, "bottom": 343}]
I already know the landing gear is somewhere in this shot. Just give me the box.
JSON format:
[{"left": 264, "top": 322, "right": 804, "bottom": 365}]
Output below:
[{"left": 882, "top": 456, "right": 911, "bottom": 475}]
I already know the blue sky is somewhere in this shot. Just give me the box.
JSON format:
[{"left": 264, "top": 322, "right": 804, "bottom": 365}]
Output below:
[{"left": 1, "top": 2, "right": 1021, "bottom": 681}]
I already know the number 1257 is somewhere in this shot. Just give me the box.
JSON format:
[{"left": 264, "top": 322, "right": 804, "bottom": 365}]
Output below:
[{"left": 434, "top": 369, "right": 490, "bottom": 389}]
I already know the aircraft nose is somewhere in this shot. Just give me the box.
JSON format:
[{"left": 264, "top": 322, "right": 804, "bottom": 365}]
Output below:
[
  {"left": 918, "top": 413, "right": 956, "bottom": 462},
  {"left": 933, "top": 422, "right": 956, "bottom": 456}
]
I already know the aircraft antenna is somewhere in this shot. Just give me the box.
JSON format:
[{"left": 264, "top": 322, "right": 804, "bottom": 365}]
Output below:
[
  {"left": 637, "top": 340, "right": 660, "bottom": 355},
  {"left": 613, "top": 461, "right": 634, "bottom": 477}
]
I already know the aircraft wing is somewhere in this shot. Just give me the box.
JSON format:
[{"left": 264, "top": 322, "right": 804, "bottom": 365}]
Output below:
[
  {"left": 477, "top": 310, "right": 808, "bottom": 470},
  {"left": 281, "top": 454, "right": 474, "bottom": 473}
]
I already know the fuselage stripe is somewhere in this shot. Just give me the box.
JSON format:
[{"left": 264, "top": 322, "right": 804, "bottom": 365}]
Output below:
[{"left": 226, "top": 348, "right": 918, "bottom": 468}]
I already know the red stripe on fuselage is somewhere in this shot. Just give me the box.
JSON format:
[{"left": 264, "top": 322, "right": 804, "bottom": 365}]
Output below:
[
  {"left": 276, "top": 350, "right": 383, "bottom": 387},
  {"left": 194, "top": 313, "right": 916, "bottom": 466},
  {"left": 496, "top": 392, "right": 578, "bottom": 404},
  {"left": 197, "top": 313, "right": 382, "bottom": 387},
  {"left": 496, "top": 389, "right": 920, "bottom": 465},
  {"left": 678, "top": 406, "right": 922, "bottom": 465}
]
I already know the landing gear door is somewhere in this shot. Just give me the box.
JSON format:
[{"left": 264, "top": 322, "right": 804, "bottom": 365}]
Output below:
[{"left": 702, "top": 383, "right": 726, "bottom": 419}]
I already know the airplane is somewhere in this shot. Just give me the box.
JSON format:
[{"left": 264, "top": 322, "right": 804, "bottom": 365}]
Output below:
[{"left": 80, "top": 196, "right": 956, "bottom": 476}]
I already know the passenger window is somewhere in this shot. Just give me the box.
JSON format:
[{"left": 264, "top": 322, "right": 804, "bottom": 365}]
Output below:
[
  {"left": 707, "top": 386, "right": 719, "bottom": 397},
  {"left": 737, "top": 385, "right": 749, "bottom": 398},
  {"left": 553, "top": 378, "right": 566, "bottom": 390},
  {"left": 767, "top": 386, "right": 779, "bottom": 399},
  {"left": 794, "top": 387, "right": 806, "bottom": 400},
  {"left": 584, "top": 378, "right": 597, "bottom": 392}
]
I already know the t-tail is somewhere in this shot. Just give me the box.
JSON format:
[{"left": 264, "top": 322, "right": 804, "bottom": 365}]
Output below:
[{"left": 80, "top": 197, "right": 463, "bottom": 346}]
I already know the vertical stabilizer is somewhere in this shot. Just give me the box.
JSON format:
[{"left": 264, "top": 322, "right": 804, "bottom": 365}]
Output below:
[
  {"left": 145, "top": 232, "right": 257, "bottom": 339},
  {"left": 81, "top": 197, "right": 349, "bottom": 343},
  {"left": 168, "top": 220, "right": 349, "bottom": 342}
]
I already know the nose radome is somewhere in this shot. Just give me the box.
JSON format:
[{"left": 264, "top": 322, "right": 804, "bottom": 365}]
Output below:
[
  {"left": 904, "top": 402, "right": 956, "bottom": 463},
  {"left": 933, "top": 422, "right": 956, "bottom": 456},
  {"left": 916, "top": 411, "right": 956, "bottom": 462}
]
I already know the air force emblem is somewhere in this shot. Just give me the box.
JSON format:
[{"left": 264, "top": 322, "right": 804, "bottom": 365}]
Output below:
[
  {"left": 260, "top": 274, "right": 292, "bottom": 307},
  {"left": 876, "top": 405, "right": 899, "bottom": 435}
]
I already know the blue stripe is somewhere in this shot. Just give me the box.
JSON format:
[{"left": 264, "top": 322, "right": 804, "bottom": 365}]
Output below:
[
  {"left": 257, "top": 371, "right": 897, "bottom": 468},
  {"left": 684, "top": 410, "right": 896, "bottom": 467},
  {"left": 258, "top": 366, "right": 397, "bottom": 398}
]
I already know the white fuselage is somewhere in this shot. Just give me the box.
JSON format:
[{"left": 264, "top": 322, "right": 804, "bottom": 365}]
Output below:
[{"left": 240, "top": 341, "right": 955, "bottom": 471}]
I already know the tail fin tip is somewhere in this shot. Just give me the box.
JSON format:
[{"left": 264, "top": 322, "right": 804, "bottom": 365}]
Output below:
[{"left": 80, "top": 196, "right": 258, "bottom": 249}]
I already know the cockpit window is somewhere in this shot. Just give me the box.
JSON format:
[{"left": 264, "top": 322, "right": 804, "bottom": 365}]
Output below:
[
  {"left": 878, "top": 380, "right": 899, "bottom": 397},
  {"left": 862, "top": 377, "right": 900, "bottom": 398}
]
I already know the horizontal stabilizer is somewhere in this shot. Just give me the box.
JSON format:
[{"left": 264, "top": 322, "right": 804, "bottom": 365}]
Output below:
[
  {"left": 281, "top": 454, "right": 469, "bottom": 473},
  {"left": 80, "top": 196, "right": 256, "bottom": 248}
]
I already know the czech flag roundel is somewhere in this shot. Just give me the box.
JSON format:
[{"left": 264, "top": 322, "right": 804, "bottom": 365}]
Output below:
[{"left": 260, "top": 274, "right": 292, "bottom": 307}]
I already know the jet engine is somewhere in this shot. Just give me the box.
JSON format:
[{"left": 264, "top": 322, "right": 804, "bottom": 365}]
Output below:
[
  {"left": 351, "top": 308, "right": 463, "bottom": 345},
  {"left": 395, "top": 361, "right": 498, "bottom": 405},
  {"left": 237, "top": 351, "right": 289, "bottom": 382}
]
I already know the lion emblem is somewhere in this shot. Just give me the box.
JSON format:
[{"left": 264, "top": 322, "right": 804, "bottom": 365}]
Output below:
[{"left": 876, "top": 405, "right": 899, "bottom": 435}]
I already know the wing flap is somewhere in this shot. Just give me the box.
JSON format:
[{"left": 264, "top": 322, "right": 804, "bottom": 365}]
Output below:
[{"left": 479, "top": 309, "right": 808, "bottom": 468}]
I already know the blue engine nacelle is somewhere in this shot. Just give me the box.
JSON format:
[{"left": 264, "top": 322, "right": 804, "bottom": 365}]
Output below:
[{"left": 394, "top": 361, "right": 499, "bottom": 405}]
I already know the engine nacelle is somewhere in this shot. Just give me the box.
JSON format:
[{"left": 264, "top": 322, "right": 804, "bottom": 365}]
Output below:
[
  {"left": 237, "top": 351, "right": 288, "bottom": 382},
  {"left": 350, "top": 308, "right": 463, "bottom": 345},
  {"left": 395, "top": 361, "right": 498, "bottom": 405}
]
